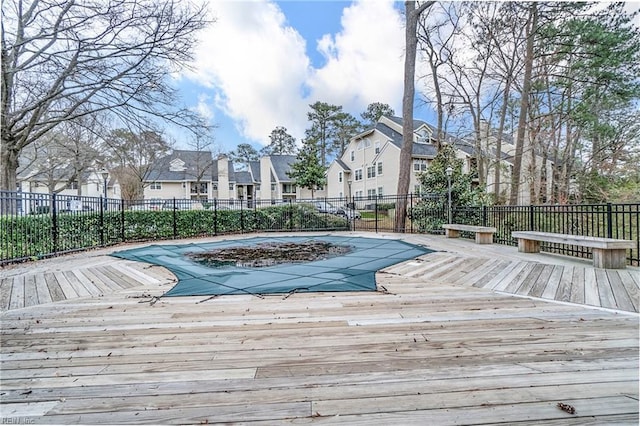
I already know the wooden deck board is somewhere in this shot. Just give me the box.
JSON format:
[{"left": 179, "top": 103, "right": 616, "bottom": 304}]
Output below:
[{"left": 0, "top": 232, "right": 638, "bottom": 424}]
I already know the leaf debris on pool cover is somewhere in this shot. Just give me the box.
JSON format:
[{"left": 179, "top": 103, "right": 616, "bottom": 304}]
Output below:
[
  {"left": 110, "top": 236, "right": 432, "bottom": 296},
  {"left": 187, "top": 241, "right": 353, "bottom": 268}
]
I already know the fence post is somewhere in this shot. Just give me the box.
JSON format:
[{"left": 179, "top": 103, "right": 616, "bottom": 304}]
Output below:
[
  {"left": 606, "top": 203, "right": 613, "bottom": 238},
  {"left": 213, "top": 199, "right": 218, "bottom": 235},
  {"left": 410, "top": 193, "right": 414, "bottom": 234},
  {"left": 172, "top": 197, "right": 177, "bottom": 239},
  {"left": 289, "top": 199, "right": 294, "bottom": 231},
  {"left": 482, "top": 205, "right": 487, "bottom": 227},
  {"left": 240, "top": 200, "right": 245, "bottom": 232},
  {"left": 120, "top": 199, "right": 125, "bottom": 243},
  {"left": 52, "top": 193, "right": 59, "bottom": 253},
  {"left": 375, "top": 197, "right": 378, "bottom": 233},
  {"left": 529, "top": 205, "right": 535, "bottom": 231},
  {"left": 98, "top": 195, "right": 105, "bottom": 246}
]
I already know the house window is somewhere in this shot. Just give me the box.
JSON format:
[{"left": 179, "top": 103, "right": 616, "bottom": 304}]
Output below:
[
  {"left": 355, "top": 190, "right": 363, "bottom": 200},
  {"left": 191, "top": 182, "right": 208, "bottom": 194},
  {"left": 367, "top": 189, "right": 376, "bottom": 200},
  {"left": 229, "top": 183, "right": 234, "bottom": 190},
  {"left": 378, "top": 187, "right": 383, "bottom": 198},
  {"left": 150, "top": 182, "right": 162, "bottom": 190},
  {"left": 271, "top": 183, "right": 276, "bottom": 191},
  {"left": 364, "top": 139, "right": 372, "bottom": 148},
  {"left": 377, "top": 162, "right": 383, "bottom": 175},
  {"left": 416, "top": 128, "right": 430, "bottom": 144},
  {"left": 413, "top": 159, "right": 428, "bottom": 172},
  {"left": 212, "top": 183, "right": 218, "bottom": 190},
  {"left": 256, "top": 184, "right": 261, "bottom": 190},
  {"left": 338, "top": 172, "right": 343, "bottom": 183},
  {"left": 375, "top": 142, "right": 380, "bottom": 154},
  {"left": 350, "top": 150, "right": 355, "bottom": 162},
  {"left": 354, "top": 169, "right": 363, "bottom": 181},
  {"left": 67, "top": 181, "right": 78, "bottom": 190},
  {"left": 282, "top": 183, "right": 296, "bottom": 194},
  {"left": 367, "top": 165, "right": 376, "bottom": 179},
  {"left": 414, "top": 185, "right": 422, "bottom": 195}
]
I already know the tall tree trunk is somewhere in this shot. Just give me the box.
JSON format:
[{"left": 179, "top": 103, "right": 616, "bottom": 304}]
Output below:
[
  {"left": 0, "top": 142, "right": 20, "bottom": 214},
  {"left": 0, "top": 143, "right": 19, "bottom": 193},
  {"left": 509, "top": 3, "right": 537, "bottom": 205},
  {"left": 493, "top": 79, "right": 511, "bottom": 204},
  {"left": 396, "top": 0, "right": 435, "bottom": 232}
]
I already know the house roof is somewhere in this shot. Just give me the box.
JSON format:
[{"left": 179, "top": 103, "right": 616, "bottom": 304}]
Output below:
[
  {"left": 269, "top": 155, "right": 297, "bottom": 182},
  {"left": 148, "top": 150, "right": 215, "bottom": 182},
  {"left": 374, "top": 122, "right": 439, "bottom": 158},
  {"left": 334, "top": 158, "right": 351, "bottom": 172},
  {"left": 248, "top": 161, "right": 261, "bottom": 181},
  {"left": 234, "top": 171, "right": 254, "bottom": 184},
  {"left": 381, "top": 117, "right": 479, "bottom": 159}
]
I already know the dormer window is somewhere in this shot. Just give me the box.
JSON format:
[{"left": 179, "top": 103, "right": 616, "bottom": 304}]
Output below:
[
  {"left": 416, "top": 127, "right": 431, "bottom": 144},
  {"left": 169, "top": 158, "right": 186, "bottom": 171}
]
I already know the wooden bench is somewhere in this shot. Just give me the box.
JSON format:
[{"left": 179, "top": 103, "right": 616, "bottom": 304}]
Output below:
[
  {"left": 442, "top": 224, "right": 497, "bottom": 245},
  {"left": 512, "top": 231, "right": 635, "bottom": 269}
]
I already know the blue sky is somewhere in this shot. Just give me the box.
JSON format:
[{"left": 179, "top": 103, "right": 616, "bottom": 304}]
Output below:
[{"left": 173, "top": 0, "right": 436, "bottom": 153}]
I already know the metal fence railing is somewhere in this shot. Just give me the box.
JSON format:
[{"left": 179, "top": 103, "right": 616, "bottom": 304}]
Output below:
[{"left": 1, "top": 190, "right": 638, "bottom": 266}]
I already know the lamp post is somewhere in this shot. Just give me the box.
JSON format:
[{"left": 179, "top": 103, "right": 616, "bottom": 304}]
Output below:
[
  {"left": 100, "top": 169, "right": 109, "bottom": 209},
  {"left": 445, "top": 166, "right": 453, "bottom": 224}
]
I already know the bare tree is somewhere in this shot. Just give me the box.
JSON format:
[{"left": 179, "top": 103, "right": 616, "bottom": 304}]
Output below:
[
  {"left": 396, "top": 0, "right": 435, "bottom": 233},
  {"left": 186, "top": 136, "right": 216, "bottom": 201},
  {"left": 18, "top": 114, "right": 105, "bottom": 194},
  {"left": 1, "top": 0, "right": 211, "bottom": 192},
  {"left": 417, "top": 1, "right": 460, "bottom": 148},
  {"left": 104, "top": 129, "right": 171, "bottom": 201}
]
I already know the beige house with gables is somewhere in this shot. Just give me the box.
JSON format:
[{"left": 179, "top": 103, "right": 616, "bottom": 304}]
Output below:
[
  {"left": 326, "top": 115, "right": 552, "bottom": 205},
  {"left": 142, "top": 150, "right": 319, "bottom": 204}
]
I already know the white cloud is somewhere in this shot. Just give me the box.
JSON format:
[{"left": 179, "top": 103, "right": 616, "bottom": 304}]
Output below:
[
  {"left": 186, "top": 0, "right": 311, "bottom": 145},
  {"left": 309, "top": 1, "right": 405, "bottom": 115},
  {"left": 182, "top": 0, "right": 406, "bottom": 147},
  {"left": 193, "top": 93, "right": 215, "bottom": 123}
]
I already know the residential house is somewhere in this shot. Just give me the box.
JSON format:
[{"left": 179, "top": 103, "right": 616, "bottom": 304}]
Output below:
[
  {"left": 143, "top": 150, "right": 321, "bottom": 204},
  {"left": 326, "top": 115, "right": 552, "bottom": 205},
  {"left": 326, "top": 115, "right": 476, "bottom": 202}
]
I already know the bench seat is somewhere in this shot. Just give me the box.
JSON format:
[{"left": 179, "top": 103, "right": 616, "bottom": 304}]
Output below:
[
  {"left": 512, "top": 231, "right": 635, "bottom": 269},
  {"left": 442, "top": 224, "right": 497, "bottom": 244}
]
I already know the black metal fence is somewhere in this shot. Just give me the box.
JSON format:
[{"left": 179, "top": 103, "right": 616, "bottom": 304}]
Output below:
[{"left": 1, "top": 190, "right": 638, "bottom": 266}]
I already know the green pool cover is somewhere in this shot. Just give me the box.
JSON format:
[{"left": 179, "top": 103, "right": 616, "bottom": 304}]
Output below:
[{"left": 111, "top": 235, "right": 432, "bottom": 296}]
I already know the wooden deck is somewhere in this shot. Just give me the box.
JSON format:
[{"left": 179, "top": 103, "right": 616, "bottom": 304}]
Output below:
[{"left": 1, "top": 232, "right": 638, "bottom": 424}]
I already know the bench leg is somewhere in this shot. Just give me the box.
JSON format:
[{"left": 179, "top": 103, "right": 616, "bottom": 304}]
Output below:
[
  {"left": 517, "top": 238, "right": 540, "bottom": 253},
  {"left": 593, "top": 248, "right": 627, "bottom": 269},
  {"left": 475, "top": 232, "right": 493, "bottom": 244},
  {"left": 445, "top": 229, "right": 460, "bottom": 238}
]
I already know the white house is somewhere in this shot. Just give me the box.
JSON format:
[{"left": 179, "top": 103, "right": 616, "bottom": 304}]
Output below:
[
  {"left": 326, "top": 115, "right": 476, "bottom": 201},
  {"left": 326, "top": 115, "right": 552, "bottom": 205},
  {"left": 142, "top": 150, "right": 321, "bottom": 204}
]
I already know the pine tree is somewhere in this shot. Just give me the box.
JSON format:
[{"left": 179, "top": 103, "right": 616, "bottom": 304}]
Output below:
[{"left": 287, "top": 139, "right": 326, "bottom": 199}]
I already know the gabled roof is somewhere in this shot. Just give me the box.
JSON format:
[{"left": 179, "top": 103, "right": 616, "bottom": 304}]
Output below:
[
  {"left": 234, "top": 171, "right": 254, "bottom": 184},
  {"left": 248, "top": 161, "right": 261, "bottom": 181},
  {"left": 269, "top": 155, "right": 297, "bottom": 182},
  {"left": 148, "top": 150, "right": 215, "bottom": 182},
  {"left": 373, "top": 122, "right": 438, "bottom": 159},
  {"left": 334, "top": 158, "right": 351, "bottom": 172},
  {"left": 381, "top": 116, "right": 478, "bottom": 159}
]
